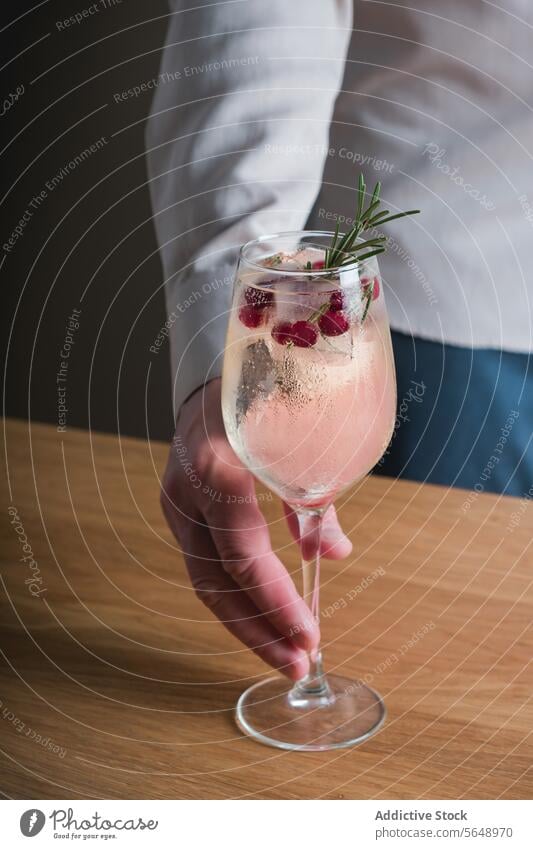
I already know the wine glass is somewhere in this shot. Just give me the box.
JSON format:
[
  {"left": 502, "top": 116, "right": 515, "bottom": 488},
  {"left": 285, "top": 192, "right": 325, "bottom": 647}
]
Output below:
[{"left": 221, "top": 231, "right": 396, "bottom": 750}]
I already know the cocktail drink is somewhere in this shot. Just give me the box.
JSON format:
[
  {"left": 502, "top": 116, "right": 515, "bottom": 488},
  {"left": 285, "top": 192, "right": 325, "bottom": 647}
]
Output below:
[
  {"left": 223, "top": 240, "right": 396, "bottom": 510},
  {"left": 221, "top": 231, "right": 397, "bottom": 750}
]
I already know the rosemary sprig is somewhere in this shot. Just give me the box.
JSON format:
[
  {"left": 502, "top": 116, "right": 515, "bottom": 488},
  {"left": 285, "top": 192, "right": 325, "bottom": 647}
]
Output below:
[
  {"left": 324, "top": 220, "right": 340, "bottom": 268},
  {"left": 361, "top": 281, "right": 374, "bottom": 322},
  {"left": 307, "top": 301, "right": 331, "bottom": 324},
  {"left": 324, "top": 173, "right": 419, "bottom": 270}
]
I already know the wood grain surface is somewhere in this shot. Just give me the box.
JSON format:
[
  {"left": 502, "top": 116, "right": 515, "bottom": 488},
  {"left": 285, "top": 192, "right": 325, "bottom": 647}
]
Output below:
[{"left": 1, "top": 418, "right": 532, "bottom": 799}]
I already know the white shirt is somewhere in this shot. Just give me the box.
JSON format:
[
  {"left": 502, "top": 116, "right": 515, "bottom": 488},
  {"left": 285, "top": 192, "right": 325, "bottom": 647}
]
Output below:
[{"left": 146, "top": 0, "right": 533, "bottom": 414}]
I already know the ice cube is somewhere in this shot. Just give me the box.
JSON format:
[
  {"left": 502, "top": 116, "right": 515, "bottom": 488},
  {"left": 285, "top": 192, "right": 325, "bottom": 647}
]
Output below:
[{"left": 236, "top": 340, "right": 276, "bottom": 424}]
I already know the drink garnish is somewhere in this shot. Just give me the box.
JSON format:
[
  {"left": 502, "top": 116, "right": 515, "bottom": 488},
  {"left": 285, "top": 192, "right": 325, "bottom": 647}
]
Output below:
[
  {"left": 241, "top": 174, "right": 419, "bottom": 342},
  {"left": 271, "top": 320, "right": 318, "bottom": 348},
  {"left": 318, "top": 310, "right": 350, "bottom": 337},
  {"left": 324, "top": 173, "right": 419, "bottom": 269}
]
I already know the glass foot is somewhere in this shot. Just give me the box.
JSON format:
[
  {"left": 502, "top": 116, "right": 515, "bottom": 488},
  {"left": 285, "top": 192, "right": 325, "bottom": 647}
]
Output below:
[{"left": 235, "top": 673, "right": 386, "bottom": 751}]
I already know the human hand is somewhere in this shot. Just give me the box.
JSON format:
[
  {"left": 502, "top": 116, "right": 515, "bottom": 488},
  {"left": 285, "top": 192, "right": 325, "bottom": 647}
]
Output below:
[{"left": 160, "top": 378, "right": 352, "bottom": 680}]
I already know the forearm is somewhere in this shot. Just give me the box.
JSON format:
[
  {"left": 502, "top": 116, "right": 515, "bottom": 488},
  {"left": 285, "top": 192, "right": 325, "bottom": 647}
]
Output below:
[{"left": 146, "top": 0, "right": 352, "bottom": 413}]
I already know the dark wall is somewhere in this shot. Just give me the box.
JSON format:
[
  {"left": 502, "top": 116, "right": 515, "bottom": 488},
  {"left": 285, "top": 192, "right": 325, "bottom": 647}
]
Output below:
[{"left": 2, "top": 0, "right": 174, "bottom": 441}]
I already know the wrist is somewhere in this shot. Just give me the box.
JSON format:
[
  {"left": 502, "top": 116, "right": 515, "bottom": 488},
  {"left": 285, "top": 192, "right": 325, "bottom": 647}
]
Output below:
[{"left": 177, "top": 377, "right": 221, "bottom": 424}]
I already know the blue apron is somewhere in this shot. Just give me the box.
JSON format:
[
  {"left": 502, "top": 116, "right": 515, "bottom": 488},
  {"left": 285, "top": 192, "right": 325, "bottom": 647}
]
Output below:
[{"left": 374, "top": 331, "right": 533, "bottom": 498}]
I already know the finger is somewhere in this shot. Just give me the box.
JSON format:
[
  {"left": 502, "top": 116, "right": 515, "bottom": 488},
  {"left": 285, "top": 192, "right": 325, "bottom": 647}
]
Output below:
[
  {"left": 205, "top": 500, "right": 320, "bottom": 653},
  {"left": 283, "top": 503, "right": 353, "bottom": 560},
  {"left": 180, "top": 521, "right": 309, "bottom": 681}
]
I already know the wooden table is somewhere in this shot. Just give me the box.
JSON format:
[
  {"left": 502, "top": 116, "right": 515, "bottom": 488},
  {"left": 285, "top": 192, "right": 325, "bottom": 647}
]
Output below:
[{"left": 1, "top": 418, "right": 531, "bottom": 800}]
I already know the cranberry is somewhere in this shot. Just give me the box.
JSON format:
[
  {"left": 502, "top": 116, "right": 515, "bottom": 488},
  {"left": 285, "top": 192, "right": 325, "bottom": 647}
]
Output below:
[
  {"left": 244, "top": 285, "right": 274, "bottom": 309},
  {"left": 319, "top": 310, "right": 350, "bottom": 336},
  {"left": 329, "top": 291, "right": 344, "bottom": 311},
  {"left": 271, "top": 321, "right": 293, "bottom": 345},
  {"left": 290, "top": 320, "right": 318, "bottom": 347},
  {"left": 362, "top": 276, "right": 380, "bottom": 301},
  {"left": 271, "top": 320, "right": 318, "bottom": 347},
  {"left": 312, "top": 259, "right": 325, "bottom": 270},
  {"left": 239, "top": 305, "right": 264, "bottom": 328}
]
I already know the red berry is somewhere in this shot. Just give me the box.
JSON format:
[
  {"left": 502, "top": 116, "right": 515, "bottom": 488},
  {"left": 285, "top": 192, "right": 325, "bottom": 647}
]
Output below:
[
  {"left": 271, "top": 321, "right": 293, "bottom": 345},
  {"left": 239, "top": 305, "right": 264, "bottom": 328},
  {"left": 319, "top": 310, "right": 350, "bottom": 336},
  {"left": 290, "top": 320, "right": 318, "bottom": 347},
  {"left": 271, "top": 320, "right": 318, "bottom": 347},
  {"left": 329, "top": 291, "right": 344, "bottom": 311},
  {"left": 312, "top": 259, "right": 325, "bottom": 270},
  {"left": 362, "top": 276, "right": 380, "bottom": 301},
  {"left": 244, "top": 286, "right": 274, "bottom": 309}
]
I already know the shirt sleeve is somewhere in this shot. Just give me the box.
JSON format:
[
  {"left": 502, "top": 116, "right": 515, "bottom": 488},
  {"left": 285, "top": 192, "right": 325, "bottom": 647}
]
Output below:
[{"left": 146, "top": 0, "right": 352, "bottom": 415}]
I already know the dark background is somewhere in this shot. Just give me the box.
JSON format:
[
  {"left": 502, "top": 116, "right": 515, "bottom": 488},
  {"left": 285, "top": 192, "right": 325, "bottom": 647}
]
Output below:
[{"left": 2, "top": 0, "right": 175, "bottom": 441}]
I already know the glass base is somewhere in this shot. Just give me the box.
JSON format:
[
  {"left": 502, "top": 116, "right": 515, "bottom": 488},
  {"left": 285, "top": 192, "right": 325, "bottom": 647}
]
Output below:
[{"left": 235, "top": 673, "right": 386, "bottom": 751}]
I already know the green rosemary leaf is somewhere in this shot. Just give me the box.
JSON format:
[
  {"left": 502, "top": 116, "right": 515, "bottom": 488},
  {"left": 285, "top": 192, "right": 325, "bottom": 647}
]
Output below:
[
  {"left": 370, "top": 209, "right": 420, "bottom": 226},
  {"left": 334, "top": 241, "right": 384, "bottom": 265},
  {"left": 361, "top": 183, "right": 382, "bottom": 222},
  {"left": 322, "top": 174, "right": 420, "bottom": 287},
  {"left": 356, "top": 172, "right": 366, "bottom": 223},
  {"left": 331, "top": 222, "right": 361, "bottom": 262},
  {"left": 361, "top": 198, "right": 382, "bottom": 224},
  {"left": 354, "top": 236, "right": 387, "bottom": 250},
  {"left": 361, "top": 288, "right": 373, "bottom": 322},
  {"left": 325, "top": 219, "right": 340, "bottom": 267},
  {"left": 364, "top": 208, "right": 391, "bottom": 227},
  {"left": 335, "top": 246, "right": 386, "bottom": 268},
  {"left": 353, "top": 247, "right": 386, "bottom": 263},
  {"left": 308, "top": 301, "right": 331, "bottom": 323},
  {"left": 331, "top": 219, "right": 341, "bottom": 256},
  {"left": 370, "top": 180, "right": 381, "bottom": 208}
]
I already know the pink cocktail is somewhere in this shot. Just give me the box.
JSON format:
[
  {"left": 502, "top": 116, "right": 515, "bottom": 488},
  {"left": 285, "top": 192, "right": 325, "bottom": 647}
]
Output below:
[{"left": 222, "top": 231, "right": 397, "bottom": 750}]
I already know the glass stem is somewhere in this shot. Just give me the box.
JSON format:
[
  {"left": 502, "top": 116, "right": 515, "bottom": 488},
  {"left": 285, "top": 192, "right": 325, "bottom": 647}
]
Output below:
[{"left": 291, "top": 508, "right": 332, "bottom": 701}]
